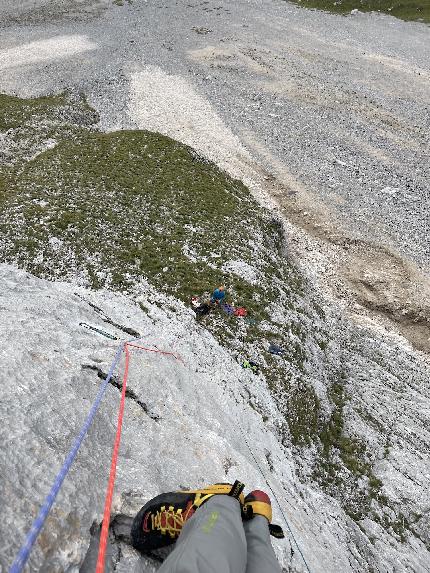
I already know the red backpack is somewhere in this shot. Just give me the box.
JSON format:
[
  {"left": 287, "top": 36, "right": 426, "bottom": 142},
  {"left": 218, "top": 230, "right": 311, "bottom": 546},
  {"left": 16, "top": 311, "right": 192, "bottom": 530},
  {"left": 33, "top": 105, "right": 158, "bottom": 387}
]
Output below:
[{"left": 234, "top": 307, "right": 247, "bottom": 317}]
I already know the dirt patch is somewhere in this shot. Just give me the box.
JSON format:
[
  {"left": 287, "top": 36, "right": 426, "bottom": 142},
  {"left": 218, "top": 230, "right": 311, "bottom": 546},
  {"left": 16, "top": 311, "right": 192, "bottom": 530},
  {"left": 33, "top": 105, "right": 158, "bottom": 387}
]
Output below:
[
  {"left": 237, "top": 131, "right": 430, "bottom": 354},
  {"left": 275, "top": 178, "right": 430, "bottom": 353},
  {"left": 125, "top": 55, "right": 430, "bottom": 355},
  {"left": 190, "top": 44, "right": 276, "bottom": 76},
  {"left": 341, "top": 246, "right": 430, "bottom": 353}
]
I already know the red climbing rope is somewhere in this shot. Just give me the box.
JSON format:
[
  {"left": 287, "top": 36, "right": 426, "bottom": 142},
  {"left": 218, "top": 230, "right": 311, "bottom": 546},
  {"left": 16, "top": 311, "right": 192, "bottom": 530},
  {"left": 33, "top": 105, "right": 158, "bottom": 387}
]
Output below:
[
  {"left": 95, "top": 342, "right": 184, "bottom": 573},
  {"left": 96, "top": 344, "right": 130, "bottom": 573},
  {"left": 127, "top": 342, "right": 184, "bottom": 363}
]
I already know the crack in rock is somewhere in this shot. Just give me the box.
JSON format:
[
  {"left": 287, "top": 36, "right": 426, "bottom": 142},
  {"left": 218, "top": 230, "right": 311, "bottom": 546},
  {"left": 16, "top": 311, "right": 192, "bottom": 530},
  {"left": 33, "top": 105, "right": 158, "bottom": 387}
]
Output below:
[
  {"left": 82, "top": 364, "right": 160, "bottom": 421},
  {"left": 80, "top": 514, "right": 168, "bottom": 572},
  {"left": 76, "top": 293, "right": 141, "bottom": 338}
]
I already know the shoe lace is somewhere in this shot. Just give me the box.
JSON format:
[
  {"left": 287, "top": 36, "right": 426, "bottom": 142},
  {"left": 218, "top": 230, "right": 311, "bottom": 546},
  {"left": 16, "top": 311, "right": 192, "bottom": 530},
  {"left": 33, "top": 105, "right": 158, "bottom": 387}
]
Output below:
[
  {"left": 151, "top": 505, "right": 190, "bottom": 538},
  {"left": 151, "top": 493, "right": 214, "bottom": 538}
]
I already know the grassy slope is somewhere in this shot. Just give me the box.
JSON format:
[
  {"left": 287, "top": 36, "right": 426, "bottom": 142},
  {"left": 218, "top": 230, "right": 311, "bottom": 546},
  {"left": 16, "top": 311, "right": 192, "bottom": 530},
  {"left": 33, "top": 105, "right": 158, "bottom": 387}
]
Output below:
[
  {"left": 287, "top": 0, "right": 430, "bottom": 22},
  {"left": 0, "top": 92, "right": 413, "bottom": 541},
  {"left": 0, "top": 95, "right": 296, "bottom": 317}
]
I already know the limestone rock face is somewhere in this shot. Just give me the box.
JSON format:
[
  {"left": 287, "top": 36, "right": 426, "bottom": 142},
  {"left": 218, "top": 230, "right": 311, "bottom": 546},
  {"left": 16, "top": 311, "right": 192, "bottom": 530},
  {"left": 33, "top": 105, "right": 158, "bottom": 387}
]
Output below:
[{"left": 1, "top": 264, "right": 430, "bottom": 573}]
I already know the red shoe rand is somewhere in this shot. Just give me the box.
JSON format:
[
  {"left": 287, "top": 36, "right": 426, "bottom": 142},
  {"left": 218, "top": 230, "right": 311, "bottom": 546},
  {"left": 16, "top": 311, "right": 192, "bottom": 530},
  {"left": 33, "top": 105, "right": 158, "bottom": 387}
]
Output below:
[{"left": 243, "top": 490, "right": 285, "bottom": 539}]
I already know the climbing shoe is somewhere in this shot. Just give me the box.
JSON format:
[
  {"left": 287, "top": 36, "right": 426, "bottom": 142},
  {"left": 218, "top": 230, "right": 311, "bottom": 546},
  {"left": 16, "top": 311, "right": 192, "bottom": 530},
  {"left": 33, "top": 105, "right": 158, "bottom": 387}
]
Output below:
[
  {"left": 131, "top": 481, "right": 245, "bottom": 553},
  {"left": 242, "top": 490, "right": 285, "bottom": 539}
]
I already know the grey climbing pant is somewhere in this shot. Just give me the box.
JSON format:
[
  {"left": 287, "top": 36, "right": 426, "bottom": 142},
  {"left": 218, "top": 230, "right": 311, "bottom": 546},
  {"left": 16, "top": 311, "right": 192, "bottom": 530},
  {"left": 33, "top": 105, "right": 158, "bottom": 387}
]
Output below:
[{"left": 158, "top": 495, "right": 281, "bottom": 573}]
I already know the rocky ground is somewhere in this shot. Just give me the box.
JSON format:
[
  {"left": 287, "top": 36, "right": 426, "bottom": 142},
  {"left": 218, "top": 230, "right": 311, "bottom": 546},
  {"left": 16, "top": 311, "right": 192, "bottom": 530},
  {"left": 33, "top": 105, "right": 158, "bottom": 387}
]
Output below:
[{"left": 0, "top": 1, "right": 429, "bottom": 572}]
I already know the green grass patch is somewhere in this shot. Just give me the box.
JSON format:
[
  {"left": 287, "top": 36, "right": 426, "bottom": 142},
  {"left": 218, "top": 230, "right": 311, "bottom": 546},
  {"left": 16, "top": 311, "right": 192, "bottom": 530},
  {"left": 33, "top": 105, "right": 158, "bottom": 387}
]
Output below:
[
  {"left": 1, "top": 126, "right": 292, "bottom": 317},
  {"left": 0, "top": 93, "right": 302, "bottom": 324},
  {"left": 287, "top": 0, "right": 430, "bottom": 23},
  {"left": 287, "top": 383, "right": 320, "bottom": 445},
  {"left": 314, "top": 379, "right": 383, "bottom": 513},
  {"left": 0, "top": 93, "right": 66, "bottom": 130},
  {"left": 312, "top": 375, "right": 417, "bottom": 540},
  {"left": 0, "top": 94, "right": 321, "bottom": 459}
]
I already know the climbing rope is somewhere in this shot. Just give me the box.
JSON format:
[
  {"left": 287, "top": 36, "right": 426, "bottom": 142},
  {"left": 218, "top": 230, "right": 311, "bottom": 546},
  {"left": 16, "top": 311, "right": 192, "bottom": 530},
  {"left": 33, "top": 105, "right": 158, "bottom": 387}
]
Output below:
[
  {"left": 9, "top": 343, "right": 125, "bottom": 573},
  {"left": 10, "top": 317, "right": 310, "bottom": 572},
  {"left": 214, "top": 380, "right": 312, "bottom": 572},
  {"left": 127, "top": 342, "right": 184, "bottom": 364},
  {"left": 96, "top": 344, "right": 130, "bottom": 572},
  {"left": 9, "top": 338, "right": 183, "bottom": 573},
  {"left": 95, "top": 342, "right": 184, "bottom": 573},
  {"left": 235, "top": 410, "right": 313, "bottom": 573}
]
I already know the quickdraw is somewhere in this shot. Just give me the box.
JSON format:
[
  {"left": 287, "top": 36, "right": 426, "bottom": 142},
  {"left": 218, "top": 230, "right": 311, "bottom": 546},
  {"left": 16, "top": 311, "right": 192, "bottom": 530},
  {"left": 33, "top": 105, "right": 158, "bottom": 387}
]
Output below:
[{"left": 79, "top": 322, "right": 118, "bottom": 340}]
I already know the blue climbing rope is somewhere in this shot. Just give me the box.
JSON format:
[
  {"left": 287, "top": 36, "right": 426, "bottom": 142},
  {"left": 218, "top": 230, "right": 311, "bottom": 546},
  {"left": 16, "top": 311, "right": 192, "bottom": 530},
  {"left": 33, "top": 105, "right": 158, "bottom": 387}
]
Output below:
[{"left": 9, "top": 343, "right": 125, "bottom": 573}]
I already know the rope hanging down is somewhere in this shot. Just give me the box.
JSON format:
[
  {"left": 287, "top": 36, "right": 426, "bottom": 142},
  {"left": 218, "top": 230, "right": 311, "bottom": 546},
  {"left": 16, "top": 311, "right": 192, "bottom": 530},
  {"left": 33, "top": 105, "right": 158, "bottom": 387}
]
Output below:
[
  {"left": 236, "top": 414, "right": 312, "bottom": 573},
  {"left": 206, "top": 381, "right": 312, "bottom": 573},
  {"left": 10, "top": 331, "right": 310, "bottom": 572},
  {"left": 95, "top": 342, "right": 183, "bottom": 573},
  {"left": 214, "top": 382, "right": 311, "bottom": 572},
  {"left": 96, "top": 344, "right": 130, "bottom": 572},
  {"left": 9, "top": 339, "right": 183, "bottom": 573},
  {"left": 9, "top": 343, "right": 125, "bottom": 573}
]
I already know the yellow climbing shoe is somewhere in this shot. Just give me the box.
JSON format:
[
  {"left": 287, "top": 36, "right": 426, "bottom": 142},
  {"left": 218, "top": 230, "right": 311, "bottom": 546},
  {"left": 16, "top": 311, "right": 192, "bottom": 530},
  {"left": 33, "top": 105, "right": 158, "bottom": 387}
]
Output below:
[{"left": 131, "top": 480, "right": 245, "bottom": 553}]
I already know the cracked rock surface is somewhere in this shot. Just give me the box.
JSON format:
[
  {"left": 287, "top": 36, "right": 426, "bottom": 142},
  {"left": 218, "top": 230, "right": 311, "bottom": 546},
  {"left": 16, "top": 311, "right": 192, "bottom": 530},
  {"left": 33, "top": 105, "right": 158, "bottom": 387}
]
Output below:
[{"left": 1, "top": 263, "right": 430, "bottom": 572}]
